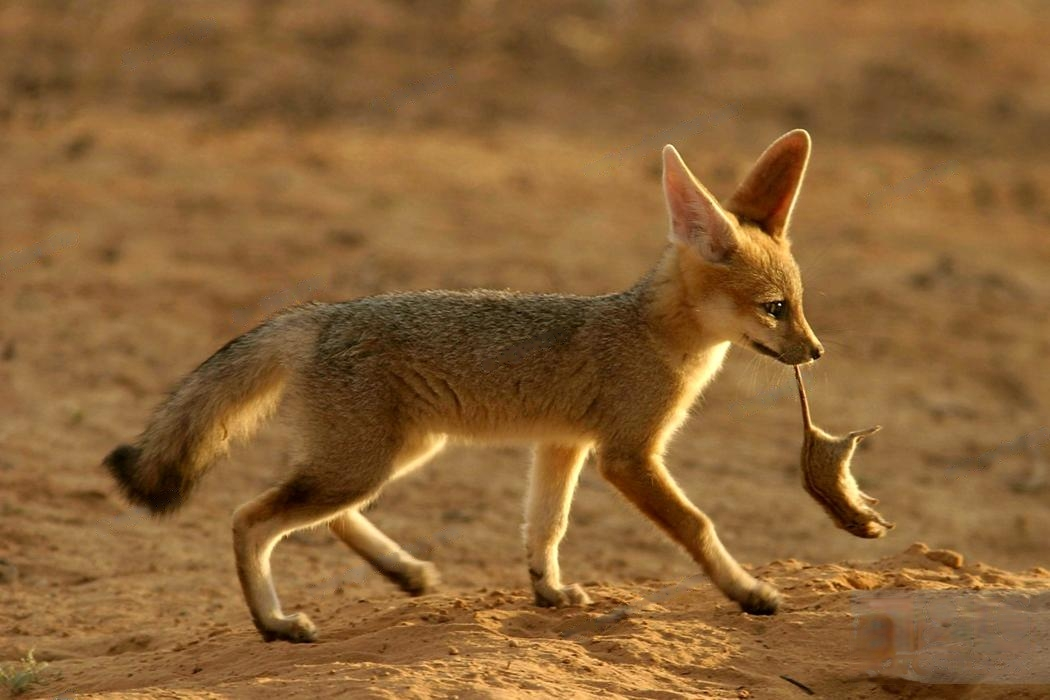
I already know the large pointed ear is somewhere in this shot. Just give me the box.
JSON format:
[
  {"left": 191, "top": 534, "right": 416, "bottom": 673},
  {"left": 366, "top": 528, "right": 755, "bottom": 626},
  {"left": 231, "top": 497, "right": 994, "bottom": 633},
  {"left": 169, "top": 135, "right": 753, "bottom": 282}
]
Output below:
[
  {"left": 662, "top": 145, "right": 738, "bottom": 263},
  {"left": 725, "top": 129, "right": 811, "bottom": 240}
]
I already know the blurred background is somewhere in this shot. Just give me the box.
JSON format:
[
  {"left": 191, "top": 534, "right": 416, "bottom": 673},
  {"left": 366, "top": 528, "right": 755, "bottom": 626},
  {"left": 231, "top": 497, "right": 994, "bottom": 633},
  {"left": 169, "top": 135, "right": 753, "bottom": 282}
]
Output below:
[{"left": 1, "top": 0, "right": 1049, "bottom": 695}]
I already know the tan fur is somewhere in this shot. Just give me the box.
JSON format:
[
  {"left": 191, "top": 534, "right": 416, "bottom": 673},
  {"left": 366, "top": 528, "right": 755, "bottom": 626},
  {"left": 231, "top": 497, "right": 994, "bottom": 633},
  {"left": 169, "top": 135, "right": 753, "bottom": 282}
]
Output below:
[
  {"left": 794, "top": 366, "right": 893, "bottom": 538},
  {"left": 104, "top": 130, "right": 826, "bottom": 642}
]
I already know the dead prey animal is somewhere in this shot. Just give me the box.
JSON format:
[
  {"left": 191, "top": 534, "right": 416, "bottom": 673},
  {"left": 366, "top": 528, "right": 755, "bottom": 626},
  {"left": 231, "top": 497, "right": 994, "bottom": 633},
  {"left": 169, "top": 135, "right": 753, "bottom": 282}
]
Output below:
[{"left": 794, "top": 367, "right": 893, "bottom": 538}]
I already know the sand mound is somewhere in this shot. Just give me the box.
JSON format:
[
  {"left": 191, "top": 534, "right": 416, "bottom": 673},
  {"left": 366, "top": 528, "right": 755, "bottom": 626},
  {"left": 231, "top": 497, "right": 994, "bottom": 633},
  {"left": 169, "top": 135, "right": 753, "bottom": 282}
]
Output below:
[{"left": 12, "top": 545, "right": 1043, "bottom": 699}]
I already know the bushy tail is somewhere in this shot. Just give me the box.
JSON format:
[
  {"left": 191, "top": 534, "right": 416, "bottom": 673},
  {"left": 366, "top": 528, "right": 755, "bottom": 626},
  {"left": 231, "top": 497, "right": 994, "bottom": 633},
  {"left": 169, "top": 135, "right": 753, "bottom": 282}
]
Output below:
[{"left": 103, "top": 312, "right": 314, "bottom": 513}]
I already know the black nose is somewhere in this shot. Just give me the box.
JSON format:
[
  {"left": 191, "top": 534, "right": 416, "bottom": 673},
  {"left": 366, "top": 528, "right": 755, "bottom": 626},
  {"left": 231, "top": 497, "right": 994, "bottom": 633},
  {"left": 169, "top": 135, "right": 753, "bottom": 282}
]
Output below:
[{"left": 810, "top": 344, "right": 824, "bottom": 360}]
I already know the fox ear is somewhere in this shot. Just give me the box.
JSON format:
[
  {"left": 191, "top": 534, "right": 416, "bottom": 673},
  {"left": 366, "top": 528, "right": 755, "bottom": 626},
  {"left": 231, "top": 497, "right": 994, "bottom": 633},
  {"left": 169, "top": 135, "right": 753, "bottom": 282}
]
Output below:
[
  {"left": 662, "top": 145, "right": 738, "bottom": 263},
  {"left": 725, "top": 129, "right": 811, "bottom": 240}
]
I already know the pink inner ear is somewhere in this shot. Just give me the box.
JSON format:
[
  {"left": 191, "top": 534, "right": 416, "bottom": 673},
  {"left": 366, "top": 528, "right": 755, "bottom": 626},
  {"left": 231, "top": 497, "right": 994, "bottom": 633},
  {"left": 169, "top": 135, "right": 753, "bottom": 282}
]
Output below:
[
  {"left": 663, "top": 147, "right": 737, "bottom": 262},
  {"left": 737, "top": 159, "right": 795, "bottom": 224},
  {"left": 727, "top": 133, "right": 809, "bottom": 238},
  {"left": 664, "top": 167, "right": 695, "bottom": 244}
]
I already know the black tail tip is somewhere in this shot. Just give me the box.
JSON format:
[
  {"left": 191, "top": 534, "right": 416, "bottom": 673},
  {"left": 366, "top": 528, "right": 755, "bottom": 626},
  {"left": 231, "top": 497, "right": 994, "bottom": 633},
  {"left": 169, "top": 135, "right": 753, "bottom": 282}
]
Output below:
[
  {"left": 103, "top": 444, "right": 142, "bottom": 488},
  {"left": 102, "top": 444, "right": 184, "bottom": 514}
]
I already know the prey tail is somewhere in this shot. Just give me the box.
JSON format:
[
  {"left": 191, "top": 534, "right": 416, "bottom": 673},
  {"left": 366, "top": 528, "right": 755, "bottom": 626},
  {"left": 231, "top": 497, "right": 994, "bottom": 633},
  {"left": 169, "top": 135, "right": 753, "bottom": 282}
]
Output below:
[
  {"left": 103, "top": 310, "right": 317, "bottom": 514},
  {"left": 794, "top": 365, "right": 813, "bottom": 431}
]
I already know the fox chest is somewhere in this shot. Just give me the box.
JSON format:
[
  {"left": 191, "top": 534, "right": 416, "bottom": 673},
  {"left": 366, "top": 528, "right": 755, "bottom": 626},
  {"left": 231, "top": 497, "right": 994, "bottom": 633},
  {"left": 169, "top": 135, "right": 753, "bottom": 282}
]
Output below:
[{"left": 659, "top": 342, "right": 732, "bottom": 444}]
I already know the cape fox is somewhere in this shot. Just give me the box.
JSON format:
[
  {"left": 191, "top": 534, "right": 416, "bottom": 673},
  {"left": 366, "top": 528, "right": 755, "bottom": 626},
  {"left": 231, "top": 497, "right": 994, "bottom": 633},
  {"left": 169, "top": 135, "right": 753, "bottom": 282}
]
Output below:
[{"left": 104, "top": 129, "right": 824, "bottom": 643}]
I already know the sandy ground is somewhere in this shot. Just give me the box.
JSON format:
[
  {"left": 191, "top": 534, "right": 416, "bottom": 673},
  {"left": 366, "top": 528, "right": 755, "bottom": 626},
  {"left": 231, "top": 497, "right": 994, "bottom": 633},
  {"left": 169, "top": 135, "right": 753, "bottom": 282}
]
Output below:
[{"left": 1, "top": 1, "right": 1049, "bottom": 698}]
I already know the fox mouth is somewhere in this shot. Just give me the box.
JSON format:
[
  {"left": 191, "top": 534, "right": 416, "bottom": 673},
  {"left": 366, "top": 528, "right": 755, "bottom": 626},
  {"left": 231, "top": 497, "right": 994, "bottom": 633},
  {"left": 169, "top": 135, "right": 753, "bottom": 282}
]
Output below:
[{"left": 743, "top": 335, "right": 784, "bottom": 362}]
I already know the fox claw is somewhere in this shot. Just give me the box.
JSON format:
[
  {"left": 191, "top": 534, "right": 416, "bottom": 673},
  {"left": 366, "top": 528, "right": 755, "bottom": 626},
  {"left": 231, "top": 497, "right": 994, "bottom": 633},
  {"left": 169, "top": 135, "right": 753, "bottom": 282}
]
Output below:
[
  {"left": 257, "top": 612, "right": 318, "bottom": 644},
  {"left": 385, "top": 561, "right": 440, "bottom": 596},
  {"left": 534, "top": 582, "right": 592, "bottom": 608},
  {"left": 738, "top": 582, "right": 780, "bottom": 615}
]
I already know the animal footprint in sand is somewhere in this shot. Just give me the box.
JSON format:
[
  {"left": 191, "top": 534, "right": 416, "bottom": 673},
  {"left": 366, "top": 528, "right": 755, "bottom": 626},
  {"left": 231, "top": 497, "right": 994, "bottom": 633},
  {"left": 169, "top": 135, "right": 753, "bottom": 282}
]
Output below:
[{"left": 794, "top": 366, "right": 893, "bottom": 538}]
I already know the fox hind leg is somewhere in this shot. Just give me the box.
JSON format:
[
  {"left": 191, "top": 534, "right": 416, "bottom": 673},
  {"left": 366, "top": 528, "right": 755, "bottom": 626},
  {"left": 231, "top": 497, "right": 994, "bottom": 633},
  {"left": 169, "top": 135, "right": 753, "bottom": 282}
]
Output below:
[
  {"left": 327, "top": 432, "right": 446, "bottom": 594},
  {"left": 524, "top": 443, "right": 592, "bottom": 607},
  {"left": 232, "top": 428, "right": 447, "bottom": 642},
  {"left": 329, "top": 509, "right": 440, "bottom": 594},
  {"left": 232, "top": 431, "right": 411, "bottom": 642},
  {"left": 232, "top": 482, "right": 350, "bottom": 643}
]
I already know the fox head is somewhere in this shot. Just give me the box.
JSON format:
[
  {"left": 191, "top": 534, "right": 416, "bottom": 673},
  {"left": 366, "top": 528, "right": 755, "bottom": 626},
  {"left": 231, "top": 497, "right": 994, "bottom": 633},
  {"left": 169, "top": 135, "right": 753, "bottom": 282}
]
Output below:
[{"left": 662, "top": 129, "right": 823, "bottom": 366}]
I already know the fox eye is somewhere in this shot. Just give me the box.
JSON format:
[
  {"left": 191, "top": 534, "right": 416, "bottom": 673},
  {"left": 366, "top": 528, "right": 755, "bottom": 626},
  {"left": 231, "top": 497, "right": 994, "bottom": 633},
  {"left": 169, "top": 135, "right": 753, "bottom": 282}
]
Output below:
[{"left": 763, "top": 300, "right": 786, "bottom": 320}]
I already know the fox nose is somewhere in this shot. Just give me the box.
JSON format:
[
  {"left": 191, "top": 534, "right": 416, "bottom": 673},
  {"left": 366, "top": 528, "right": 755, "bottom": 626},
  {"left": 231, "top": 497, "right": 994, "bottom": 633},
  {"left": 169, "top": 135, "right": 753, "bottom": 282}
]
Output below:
[{"left": 810, "top": 344, "right": 824, "bottom": 361}]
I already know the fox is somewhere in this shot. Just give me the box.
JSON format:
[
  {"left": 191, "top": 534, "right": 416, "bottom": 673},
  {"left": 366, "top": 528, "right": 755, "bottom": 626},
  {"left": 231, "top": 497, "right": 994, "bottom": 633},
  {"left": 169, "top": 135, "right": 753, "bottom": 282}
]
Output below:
[{"left": 103, "top": 129, "right": 824, "bottom": 643}]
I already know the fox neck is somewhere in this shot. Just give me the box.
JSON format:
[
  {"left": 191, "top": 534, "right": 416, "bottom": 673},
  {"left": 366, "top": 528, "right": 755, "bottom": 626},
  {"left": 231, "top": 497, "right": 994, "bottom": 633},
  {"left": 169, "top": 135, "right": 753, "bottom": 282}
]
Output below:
[{"left": 629, "top": 244, "right": 733, "bottom": 374}]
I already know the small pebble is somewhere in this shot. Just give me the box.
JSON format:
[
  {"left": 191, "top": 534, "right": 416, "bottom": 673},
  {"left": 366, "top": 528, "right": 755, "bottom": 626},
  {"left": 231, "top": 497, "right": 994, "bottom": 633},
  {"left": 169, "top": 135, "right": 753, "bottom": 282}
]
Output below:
[{"left": 926, "top": 548, "right": 964, "bottom": 569}]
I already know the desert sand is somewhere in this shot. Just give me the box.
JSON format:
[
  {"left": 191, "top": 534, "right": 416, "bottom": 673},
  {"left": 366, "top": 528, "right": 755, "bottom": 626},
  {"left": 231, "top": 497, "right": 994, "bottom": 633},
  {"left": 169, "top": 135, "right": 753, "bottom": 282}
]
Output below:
[{"left": 1, "top": 1, "right": 1049, "bottom": 698}]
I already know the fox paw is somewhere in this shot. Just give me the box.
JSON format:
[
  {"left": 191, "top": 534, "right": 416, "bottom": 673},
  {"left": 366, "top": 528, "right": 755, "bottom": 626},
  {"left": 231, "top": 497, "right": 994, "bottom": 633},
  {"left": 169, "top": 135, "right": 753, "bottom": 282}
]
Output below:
[
  {"left": 534, "top": 582, "right": 593, "bottom": 608},
  {"left": 738, "top": 582, "right": 780, "bottom": 616},
  {"left": 385, "top": 561, "right": 440, "bottom": 596},
  {"left": 257, "top": 612, "right": 318, "bottom": 644}
]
